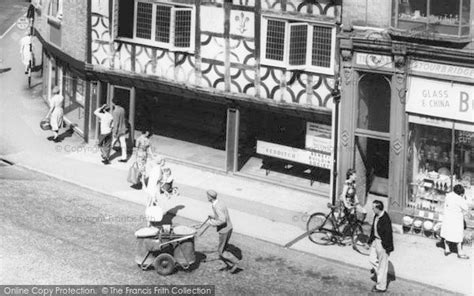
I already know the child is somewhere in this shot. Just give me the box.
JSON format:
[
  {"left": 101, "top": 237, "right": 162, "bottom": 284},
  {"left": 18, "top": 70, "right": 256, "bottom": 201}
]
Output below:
[{"left": 160, "top": 167, "right": 174, "bottom": 195}]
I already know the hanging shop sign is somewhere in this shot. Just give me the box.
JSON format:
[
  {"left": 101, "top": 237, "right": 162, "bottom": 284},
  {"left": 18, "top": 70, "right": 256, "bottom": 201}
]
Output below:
[
  {"left": 305, "top": 122, "right": 332, "bottom": 153},
  {"left": 410, "top": 60, "right": 474, "bottom": 81},
  {"left": 406, "top": 77, "right": 474, "bottom": 123},
  {"left": 256, "top": 140, "right": 332, "bottom": 169}
]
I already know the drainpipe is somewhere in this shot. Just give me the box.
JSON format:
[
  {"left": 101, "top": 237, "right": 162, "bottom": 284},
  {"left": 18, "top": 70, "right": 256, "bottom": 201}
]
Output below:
[
  {"left": 331, "top": 79, "right": 341, "bottom": 206},
  {"left": 331, "top": 1, "right": 343, "bottom": 206}
]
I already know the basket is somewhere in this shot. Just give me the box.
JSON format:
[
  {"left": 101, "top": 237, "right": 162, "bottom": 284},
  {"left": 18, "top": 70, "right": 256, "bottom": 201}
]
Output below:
[{"left": 40, "top": 118, "right": 51, "bottom": 130}]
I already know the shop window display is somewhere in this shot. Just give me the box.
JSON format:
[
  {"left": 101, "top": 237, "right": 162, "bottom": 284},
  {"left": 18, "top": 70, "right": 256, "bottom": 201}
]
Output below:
[
  {"left": 393, "top": 0, "right": 471, "bottom": 36},
  {"left": 406, "top": 121, "right": 474, "bottom": 237}
]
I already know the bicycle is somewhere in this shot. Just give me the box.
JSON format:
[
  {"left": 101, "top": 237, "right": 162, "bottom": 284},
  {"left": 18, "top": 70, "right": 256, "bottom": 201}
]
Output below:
[{"left": 306, "top": 202, "right": 371, "bottom": 256}]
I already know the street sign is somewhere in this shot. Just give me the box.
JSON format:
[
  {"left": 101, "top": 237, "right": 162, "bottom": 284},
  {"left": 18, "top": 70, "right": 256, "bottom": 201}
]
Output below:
[{"left": 17, "top": 17, "right": 29, "bottom": 30}]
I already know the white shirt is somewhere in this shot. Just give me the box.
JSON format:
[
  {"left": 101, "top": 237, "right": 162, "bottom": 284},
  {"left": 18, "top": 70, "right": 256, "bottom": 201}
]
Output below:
[
  {"left": 95, "top": 111, "right": 113, "bottom": 134},
  {"left": 374, "top": 211, "right": 385, "bottom": 239}
]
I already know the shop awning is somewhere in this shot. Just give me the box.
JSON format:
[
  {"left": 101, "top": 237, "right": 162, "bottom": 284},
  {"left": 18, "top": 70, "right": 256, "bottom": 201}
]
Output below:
[{"left": 85, "top": 64, "right": 333, "bottom": 120}]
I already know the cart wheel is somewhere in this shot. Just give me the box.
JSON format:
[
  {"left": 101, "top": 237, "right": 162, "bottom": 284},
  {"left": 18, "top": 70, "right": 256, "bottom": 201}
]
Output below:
[{"left": 153, "top": 253, "right": 175, "bottom": 276}]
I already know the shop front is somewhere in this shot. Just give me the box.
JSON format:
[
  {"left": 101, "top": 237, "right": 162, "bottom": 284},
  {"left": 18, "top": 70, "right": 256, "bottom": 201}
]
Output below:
[
  {"left": 134, "top": 88, "right": 228, "bottom": 170},
  {"left": 403, "top": 72, "right": 474, "bottom": 236},
  {"left": 236, "top": 106, "right": 333, "bottom": 194},
  {"left": 41, "top": 49, "right": 89, "bottom": 140}
]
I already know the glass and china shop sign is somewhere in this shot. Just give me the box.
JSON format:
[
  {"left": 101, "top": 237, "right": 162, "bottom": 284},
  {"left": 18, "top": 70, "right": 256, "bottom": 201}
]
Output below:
[{"left": 406, "top": 77, "right": 473, "bottom": 123}]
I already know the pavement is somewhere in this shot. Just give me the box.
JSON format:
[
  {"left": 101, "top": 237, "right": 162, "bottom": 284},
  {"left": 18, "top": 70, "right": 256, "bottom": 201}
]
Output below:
[{"left": 0, "top": 14, "right": 472, "bottom": 296}]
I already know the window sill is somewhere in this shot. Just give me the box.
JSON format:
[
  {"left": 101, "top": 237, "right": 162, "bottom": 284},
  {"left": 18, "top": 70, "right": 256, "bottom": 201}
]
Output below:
[
  {"left": 115, "top": 37, "right": 195, "bottom": 54},
  {"left": 260, "top": 60, "right": 334, "bottom": 75},
  {"left": 389, "top": 27, "right": 471, "bottom": 43},
  {"left": 47, "top": 16, "right": 62, "bottom": 29}
]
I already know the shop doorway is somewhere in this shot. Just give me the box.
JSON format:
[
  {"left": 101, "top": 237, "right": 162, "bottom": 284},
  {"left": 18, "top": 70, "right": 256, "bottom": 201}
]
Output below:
[
  {"left": 354, "top": 136, "right": 390, "bottom": 204},
  {"left": 354, "top": 72, "right": 392, "bottom": 204},
  {"left": 110, "top": 86, "right": 131, "bottom": 123},
  {"left": 110, "top": 85, "right": 134, "bottom": 148}
]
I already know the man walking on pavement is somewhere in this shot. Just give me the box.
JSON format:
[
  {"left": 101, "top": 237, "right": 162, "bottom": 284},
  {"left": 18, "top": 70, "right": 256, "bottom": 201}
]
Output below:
[
  {"left": 367, "top": 200, "right": 394, "bottom": 293},
  {"left": 206, "top": 190, "right": 241, "bottom": 274},
  {"left": 94, "top": 104, "right": 113, "bottom": 165},
  {"left": 111, "top": 98, "right": 128, "bottom": 162}
]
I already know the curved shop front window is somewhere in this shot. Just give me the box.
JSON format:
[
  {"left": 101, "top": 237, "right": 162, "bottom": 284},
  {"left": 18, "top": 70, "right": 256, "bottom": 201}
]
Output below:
[{"left": 62, "top": 69, "right": 85, "bottom": 134}]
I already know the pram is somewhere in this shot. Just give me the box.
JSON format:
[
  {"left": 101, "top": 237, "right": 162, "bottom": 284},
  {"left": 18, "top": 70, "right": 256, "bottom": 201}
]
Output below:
[{"left": 134, "top": 219, "right": 210, "bottom": 275}]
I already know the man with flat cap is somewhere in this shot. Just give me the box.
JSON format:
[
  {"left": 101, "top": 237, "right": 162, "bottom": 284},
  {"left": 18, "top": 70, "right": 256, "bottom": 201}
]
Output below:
[{"left": 206, "top": 189, "right": 240, "bottom": 274}]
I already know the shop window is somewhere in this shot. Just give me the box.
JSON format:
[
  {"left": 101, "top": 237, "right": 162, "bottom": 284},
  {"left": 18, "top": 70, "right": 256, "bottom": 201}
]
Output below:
[
  {"left": 261, "top": 17, "right": 335, "bottom": 75},
  {"left": 48, "top": 0, "right": 63, "bottom": 22},
  {"left": 407, "top": 118, "right": 474, "bottom": 217},
  {"left": 357, "top": 74, "right": 391, "bottom": 134},
  {"left": 33, "top": 0, "right": 43, "bottom": 12},
  {"left": 393, "top": 0, "right": 471, "bottom": 37},
  {"left": 116, "top": 0, "right": 195, "bottom": 52}
]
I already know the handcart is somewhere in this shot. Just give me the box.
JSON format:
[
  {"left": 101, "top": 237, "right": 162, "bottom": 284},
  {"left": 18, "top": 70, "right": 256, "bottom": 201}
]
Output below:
[{"left": 134, "top": 219, "right": 210, "bottom": 275}]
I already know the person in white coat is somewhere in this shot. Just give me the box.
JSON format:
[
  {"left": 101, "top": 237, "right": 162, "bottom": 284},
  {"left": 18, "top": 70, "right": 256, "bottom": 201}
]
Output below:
[
  {"left": 20, "top": 31, "right": 33, "bottom": 74},
  {"left": 441, "top": 184, "right": 469, "bottom": 259}
]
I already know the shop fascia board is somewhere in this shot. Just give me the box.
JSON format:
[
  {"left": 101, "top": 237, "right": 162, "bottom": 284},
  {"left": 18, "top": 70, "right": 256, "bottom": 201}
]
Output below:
[
  {"left": 86, "top": 65, "right": 333, "bottom": 117},
  {"left": 340, "top": 35, "right": 474, "bottom": 66}
]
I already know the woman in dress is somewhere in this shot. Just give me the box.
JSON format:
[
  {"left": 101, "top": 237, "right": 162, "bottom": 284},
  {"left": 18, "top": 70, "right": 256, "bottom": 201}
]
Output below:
[
  {"left": 135, "top": 131, "right": 153, "bottom": 180},
  {"left": 341, "top": 168, "right": 367, "bottom": 221},
  {"left": 144, "top": 155, "right": 166, "bottom": 207},
  {"left": 441, "top": 184, "right": 469, "bottom": 259},
  {"left": 46, "top": 86, "right": 64, "bottom": 142}
]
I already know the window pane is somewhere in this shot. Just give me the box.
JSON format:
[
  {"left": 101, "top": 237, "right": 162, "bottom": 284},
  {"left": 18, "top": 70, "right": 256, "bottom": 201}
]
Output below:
[
  {"left": 397, "top": 0, "right": 428, "bottom": 31},
  {"left": 398, "top": 0, "right": 428, "bottom": 19},
  {"left": 429, "top": 0, "right": 459, "bottom": 22},
  {"left": 311, "top": 26, "right": 332, "bottom": 68},
  {"left": 357, "top": 74, "right": 391, "bottom": 133},
  {"left": 118, "top": 0, "right": 135, "bottom": 38},
  {"left": 136, "top": 2, "right": 152, "bottom": 39},
  {"left": 406, "top": 123, "right": 453, "bottom": 213},
  {"left": 174, "top": 9, "right": 192, "bottom": 48},
  {"left": 288, "top": 24, "right": 307, "bottom": 66},
  {"left": 455, "top": 129, "right": 474, "bottom": 185},
  {"left": 51, "top": 0, "right": 58, "bottom": 16},
  {"left": 265, "top": 20, "right": 286, "bottom": 61},
  {"left": 461, "top": 0, "right": 471, "bottom": 35},
  {"left": 429, "top": 0, "right": 461, "bottom": 35},
  {"left": 155, "top": 5, "right": 171, "bottom": 43}
]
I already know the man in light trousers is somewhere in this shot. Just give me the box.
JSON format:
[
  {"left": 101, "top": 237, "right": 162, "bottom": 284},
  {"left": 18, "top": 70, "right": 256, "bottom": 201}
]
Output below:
[
  {"left": 367, "top": 200, "right": 394, "bottom": 293},
  {"left": 111, "top": 98, "right": 128, "bottom": 162}
]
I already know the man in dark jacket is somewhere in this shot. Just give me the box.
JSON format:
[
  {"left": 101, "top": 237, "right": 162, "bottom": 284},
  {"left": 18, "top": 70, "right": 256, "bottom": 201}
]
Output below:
[
  {"left": 111, "top": 99, "right": 128, "bottom": 162},
  {"left": 367, "top": 200, "right": 393, "bottom": 293}
]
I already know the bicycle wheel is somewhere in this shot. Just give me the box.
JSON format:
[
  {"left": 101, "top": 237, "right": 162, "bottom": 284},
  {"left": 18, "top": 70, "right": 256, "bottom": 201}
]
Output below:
[
  {"left": 352, "top": 224, "right": 370, "bottom": 256},
  {"left": 306, "top": 213, "right": 335, "bottom": 245}
]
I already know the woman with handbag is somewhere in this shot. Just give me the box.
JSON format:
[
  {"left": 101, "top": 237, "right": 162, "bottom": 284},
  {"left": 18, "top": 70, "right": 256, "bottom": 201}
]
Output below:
[{"left": 45, "top": 86, "right": 64, "bottom": 142}]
